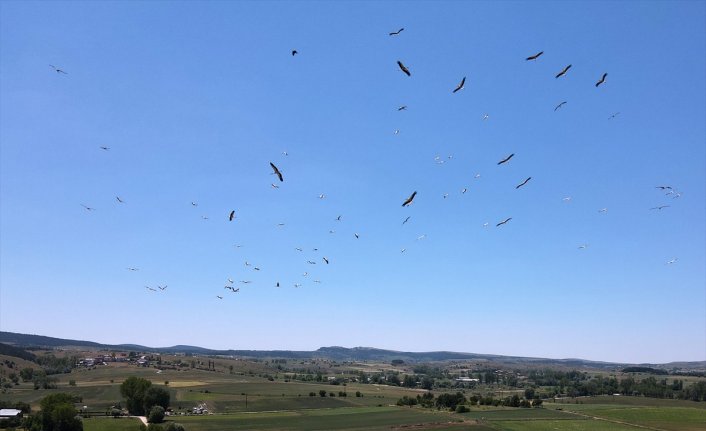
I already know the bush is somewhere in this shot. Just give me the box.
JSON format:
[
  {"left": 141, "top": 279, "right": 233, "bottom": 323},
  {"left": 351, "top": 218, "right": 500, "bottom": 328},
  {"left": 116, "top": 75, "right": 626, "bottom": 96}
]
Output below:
[
  {"left": 309, "top": 392, "right": 316, "bottom": 397},
  {"left": 455, "top": 405, "right": 470, "bottom": 413},
  {"left": 148, "top": 406, "right": 165, "bottom": 424},
  {"left": 164, "top": 423, "right": 186, "bottom": 431},
  {"left": 355, "top": 391, "right": 362, "bottom": 397}
]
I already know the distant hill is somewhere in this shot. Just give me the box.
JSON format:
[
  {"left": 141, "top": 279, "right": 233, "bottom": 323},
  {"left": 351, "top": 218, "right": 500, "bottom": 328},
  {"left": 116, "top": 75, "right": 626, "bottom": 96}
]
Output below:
[
  {"left": 0, "top": 342, "right": 37, "bottom": 362},
  {"left": 1, "top": 331, "right": 703, "bottom": 370}
]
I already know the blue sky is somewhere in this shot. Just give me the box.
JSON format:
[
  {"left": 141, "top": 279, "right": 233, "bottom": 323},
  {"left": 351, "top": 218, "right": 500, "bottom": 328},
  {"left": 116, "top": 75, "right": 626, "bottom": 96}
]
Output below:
[{"left": 1, "top": 1, "right": 704, "bottom": 364}]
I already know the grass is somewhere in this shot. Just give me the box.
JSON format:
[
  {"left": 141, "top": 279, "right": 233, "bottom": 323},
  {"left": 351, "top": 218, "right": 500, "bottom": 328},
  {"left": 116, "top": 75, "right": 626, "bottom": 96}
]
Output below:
[
  {"left": 489, "top": 419, "right": 642, "bottom": 431},
  {"left": 573, "top": 407, "right": 706, "bottom": 431},
  {"left": 170, "top": 407, "right": 463, "bottom": 431},
  {"left": 83, "top": 417, "right": 143, "bottom": 431}
]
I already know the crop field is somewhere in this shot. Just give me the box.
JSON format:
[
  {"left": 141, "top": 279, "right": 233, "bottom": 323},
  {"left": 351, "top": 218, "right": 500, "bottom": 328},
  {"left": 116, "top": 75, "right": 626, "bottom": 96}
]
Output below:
[{"left": 2, "top": 353, "right": 706, "bottom": 431}]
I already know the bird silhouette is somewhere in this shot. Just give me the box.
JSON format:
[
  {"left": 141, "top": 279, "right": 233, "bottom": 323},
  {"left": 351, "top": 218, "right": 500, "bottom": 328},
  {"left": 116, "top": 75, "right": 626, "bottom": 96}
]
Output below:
[
  {"left": 389, "top": 28, "right": 404, "bottom": 36},
  {"left": 595, "top": 73, "right": 607, "bottom": 87},
  {"left": 525, "top": 51, "right": 544, "bottom": 61},
  {"left": 554, "top": 101, "right": 567, "bottom": 111},
  {"left": 516, "top": 177, "right": 532, "bottom": 189},
  {"left": 402, "top": 191, "right": 417, "bottom": 207},
  {"left": 397, "top": 61, "right": 411, "bottom": 76},
  {"left": 291, "top": 50, "right": 298, "bottom": 56},
  {"left": 50, "top": 65, "right": 67, "bottom": 74},
  {"left": 497, "top": 154, "right": 515, "bottom": 165},
  {"left": 496, "top": 217, "right": 512, "bottom": 227},
  {"left": 452, "top": 77, "right": 466, "bottom": 93},
  {"left": 229, "top": 210, "right": 235, "bottom": 221},
  {"left": 270, "top": 162, "right": 283, "bottom": 182},
  {"left": 555, "top": 64, "right": 572, "bottom": 78}
]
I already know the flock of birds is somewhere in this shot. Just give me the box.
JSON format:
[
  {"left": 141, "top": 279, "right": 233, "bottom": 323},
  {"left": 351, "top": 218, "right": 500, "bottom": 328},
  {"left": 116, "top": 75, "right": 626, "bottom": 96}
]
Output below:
[{"left": 50, "top": 25, "right": 685, "bottom": 302}]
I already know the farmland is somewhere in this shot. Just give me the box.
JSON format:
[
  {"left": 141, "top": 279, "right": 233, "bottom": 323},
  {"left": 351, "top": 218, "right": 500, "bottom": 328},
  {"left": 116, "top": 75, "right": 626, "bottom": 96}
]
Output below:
[{"left": 1, "top": 345, "right": 705, "bottom": 430}]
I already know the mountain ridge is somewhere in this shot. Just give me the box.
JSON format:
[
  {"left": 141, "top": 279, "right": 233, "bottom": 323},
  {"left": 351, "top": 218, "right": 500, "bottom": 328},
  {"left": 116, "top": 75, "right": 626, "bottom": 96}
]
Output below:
[{"left": 2, "top": 331, "right": 703, "bottom": 369}]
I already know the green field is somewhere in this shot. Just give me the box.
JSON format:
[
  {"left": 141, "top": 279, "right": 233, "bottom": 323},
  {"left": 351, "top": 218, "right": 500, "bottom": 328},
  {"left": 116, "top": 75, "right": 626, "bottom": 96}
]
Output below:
[{"left": 2, "top": 354, "right": 706, "bottom": 431}]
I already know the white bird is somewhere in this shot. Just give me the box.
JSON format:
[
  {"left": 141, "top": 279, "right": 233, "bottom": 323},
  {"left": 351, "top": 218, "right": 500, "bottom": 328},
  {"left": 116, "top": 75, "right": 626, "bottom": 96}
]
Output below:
[
  {"left": 313, "top": 280, "right": 322, "bottom": 283},
  {"left": 318, "top": 193, "right": 326, "bottom": 199},
  {"left": 271, "top": 183, "right": 280, "bottom": 189},
  {"left": 562, "top": 197, "right": 572, "bottom": 202},
  {"left": 461, "top": 188, "right": 467, "bottom": 194},
  {"left": 482, "top": 114, "right": 489, "bottom": 120},
  {"left": 227, "top": 278, "right": 234, "bottom": 284},
  {"left": 294, "top": 283, "right": 302, "bottom": 288},
  {"left": 578, "top": 244, "right": 588, "bottom": 249},
  {"left": 302, "top": 272, "right": 308, "bottom": 277},
  {"left": 401, "top": 248, "right": 406, "bottom": 253},
  {"left": 483, "top": 222, "right": 489, "bottom": 228},
  {"left": 394, "top": 129, "right": 400, "bottom": 135},
  {"left": 598, "top": 208, "right": 608, "bottom": 213},
  {"left": 191, "top": 202, "right": 198, "bottom": 206},
  {"left": 417, "top": 234, "right": 426, "bottom": 240},
  {"left": 666, "top": 258, "right": 678, "bottom": 265}
]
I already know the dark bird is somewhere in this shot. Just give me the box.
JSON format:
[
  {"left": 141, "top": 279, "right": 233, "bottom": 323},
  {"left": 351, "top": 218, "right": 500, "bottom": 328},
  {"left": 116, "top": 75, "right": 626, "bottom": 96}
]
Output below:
[
  {"left": 452, "top": 76, "right": 466, "bottom": 93},
  {"left": 80, "top": 204, "right": 95, "bottom": 211},
  {"left": 497, "top": 153, "right": 515, "bottom": 165},
  {"left": 191, "top": 202, "right": 198, "bottom": 206},
  {"left": 402, "top": 191, "right": 417, "bottom": 207},
  {"left": 398, "top": 105, "right": 407, "bottom": 111},
  {"left": 323, "top": 257, "right": 329, "bottom": 264},
  {"left": 525, "top": 51, "right": 544, "bottom": 61},
  {"left": 354, "top": 233, "right": 359, "bottom": 239},
  {"left": 100, "top": 146, "right": 110, "bottom": 151},
  {"left": 50, "top": 65, "right": 67, "bottom": 74},
  {"left": 229, "top": 210, "right": 235, "bottom": 221},
  {"left": 276, "top": 282, "right": 280, "bottom": 287},
  {"left": 554, "top": 101, "right": 567, "bottom": 111},
  {"left": 389, "top": 28, "right": 404, "bottom": 36},
  {"left": 270, "top": 162, "right": 283, "bottom": 182},
  {"left": 595, "top": 73, "right": 607, "bottom": 87},
  {"left": 402, "top": 216, "right": 411, "bottom": 225},
  {"left": 216, "top": 295, "right": 223, "bottom": 299},
  {"left": 157, "top": 285, "right": 167, "bottom": 291},
  {"left": 126, "top": 267, "right": 139, "bottom": 271},
  {"left": 496, "top": 217, "right": 512, "bottom": 227},
  {"left": 291, "top": 50, "right": 298, "bottom": 56},
  {"left": 336, "top": 215, "right": 342, "bottom": 221},
  {"left": 555, "top": 64, "right": 572, "bottom": 78},
  {"left": 656, "top": 186, "right": 672, "bottom": 190},
  {"left": 515, "top": 177, "right": 532, "bottom": 189},
  {"left": 145, "top": 286, "right": 157, "bottom": 292},
  {"left": 650, "top": 205, "right": 670, "bottom": 210},
  {"left": 116, "top": 196, "right": 124, "bottom": 203},
  {"left": 307, "top": 260, "right": 316, "bottom": 265},
  {"left": 397, "top": 61, "right": 411, "bottom": 76},
  {"left": 608, "top": 112, "right": 620, "bottom": 120}
]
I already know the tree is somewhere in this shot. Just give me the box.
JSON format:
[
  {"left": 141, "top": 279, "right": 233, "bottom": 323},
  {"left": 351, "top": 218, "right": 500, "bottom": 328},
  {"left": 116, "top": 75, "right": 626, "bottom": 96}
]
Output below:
[
  {"left": 30, "top": 393, "right": 83, "bottom": 431},
  {"left": 121, "top": 377, "right": 152, "bottom": 415},
  {"left": 148, "top": 406, "right": 165, "bottom": 423},
  {"left": 20, "top": 367, "right": 34, "bottom": 382},
  {"left": 144, "top": 386, "right": 170, "bottom": 412},
  {"left": 319, "top": 390, "right": 327, "bottom": 397},
  {"left": 402, "top": 375, "right": 416, "bottom": 388}
]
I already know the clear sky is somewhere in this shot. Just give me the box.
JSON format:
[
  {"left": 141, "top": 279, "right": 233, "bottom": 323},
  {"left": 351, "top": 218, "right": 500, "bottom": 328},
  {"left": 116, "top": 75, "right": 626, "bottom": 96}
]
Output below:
[{"left": 1, "top": 1, "right": 704, "bottom": 364}]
